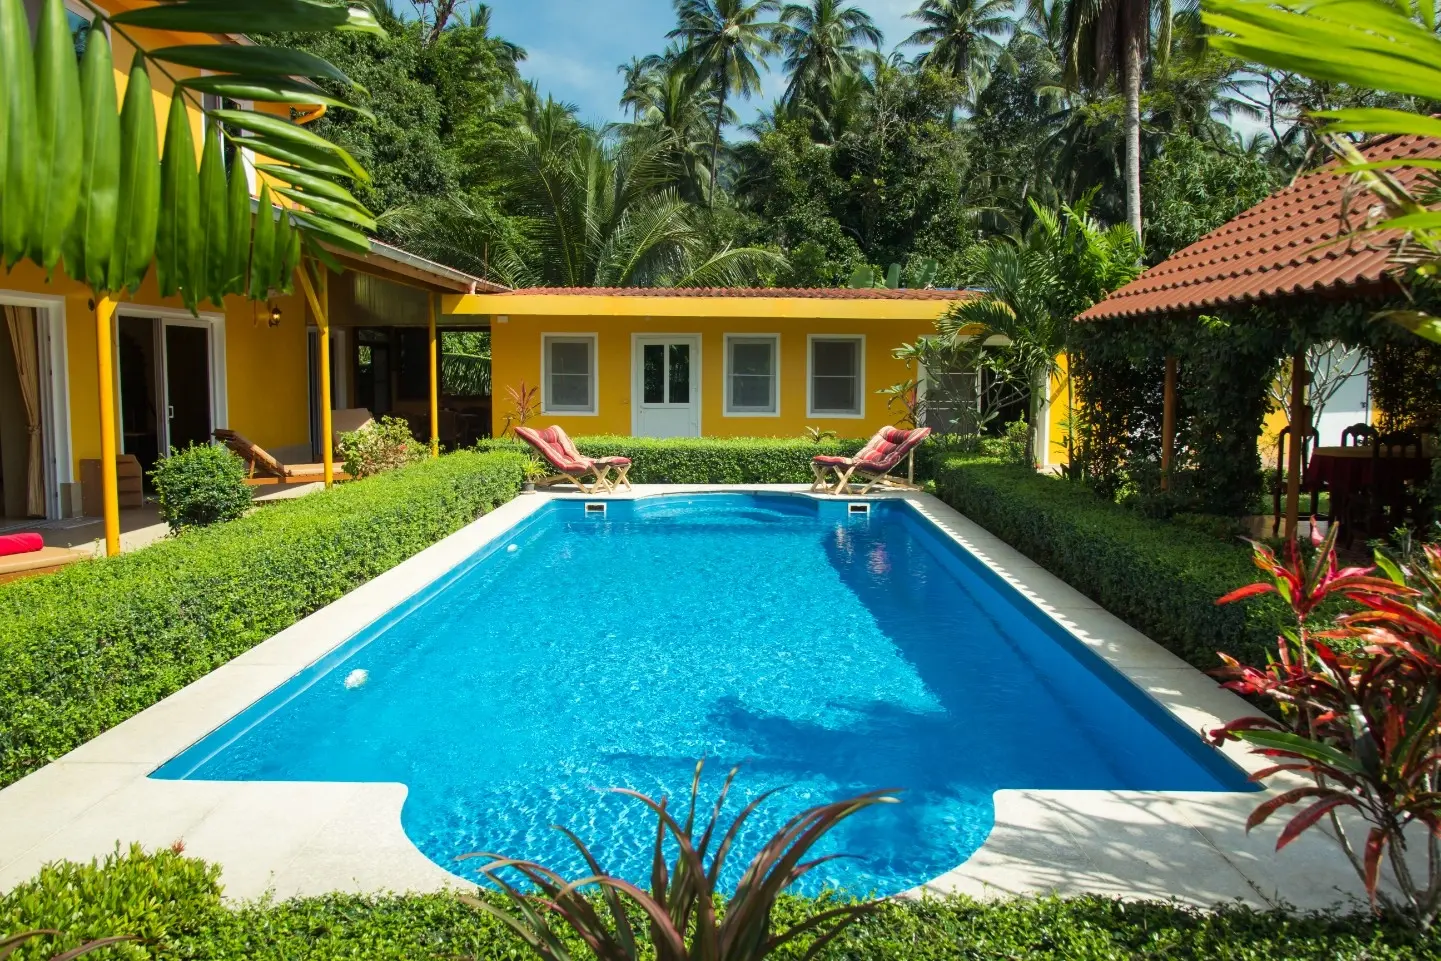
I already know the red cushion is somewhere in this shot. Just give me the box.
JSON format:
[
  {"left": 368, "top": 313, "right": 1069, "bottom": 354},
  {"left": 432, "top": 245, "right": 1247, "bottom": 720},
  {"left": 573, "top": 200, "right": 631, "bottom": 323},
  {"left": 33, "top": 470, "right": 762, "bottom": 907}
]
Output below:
[
  {"left": 594, "top": 456, "right": 631, "bottom": 466},
  {"left": 0, "top": 533, "right": 44, "bottom": 557},
  {"left": 812, "top": 455, "right": 854, "bottom": 467}
]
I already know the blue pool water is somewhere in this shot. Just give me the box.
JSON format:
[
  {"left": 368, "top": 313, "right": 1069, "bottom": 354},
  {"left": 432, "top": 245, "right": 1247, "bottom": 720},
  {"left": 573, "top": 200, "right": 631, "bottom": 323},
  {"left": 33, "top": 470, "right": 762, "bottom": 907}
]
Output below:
[{"left": 154, "top": 493, "right": 1248, "bottom": 895}]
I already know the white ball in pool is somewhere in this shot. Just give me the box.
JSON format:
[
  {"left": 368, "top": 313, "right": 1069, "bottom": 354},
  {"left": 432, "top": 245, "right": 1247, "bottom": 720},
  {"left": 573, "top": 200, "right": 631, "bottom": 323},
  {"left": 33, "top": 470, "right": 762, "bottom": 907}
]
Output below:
[
  {"left": 507, "top": 543, "right": 518, "bottom": 552},
  {"left": 343, "top": 668, "right": 369, "bottom": 689}
]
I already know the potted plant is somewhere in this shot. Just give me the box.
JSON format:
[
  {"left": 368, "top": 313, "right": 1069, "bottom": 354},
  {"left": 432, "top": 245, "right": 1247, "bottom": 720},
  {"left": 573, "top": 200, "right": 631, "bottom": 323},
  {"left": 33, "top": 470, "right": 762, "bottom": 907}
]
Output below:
[{"left": 521, "top": 456, "right": 547, "bottom": 493}]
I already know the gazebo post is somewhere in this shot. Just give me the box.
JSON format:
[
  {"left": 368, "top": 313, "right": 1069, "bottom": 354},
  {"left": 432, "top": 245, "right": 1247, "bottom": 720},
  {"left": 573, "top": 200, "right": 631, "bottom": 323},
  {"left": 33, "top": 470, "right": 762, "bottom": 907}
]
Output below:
[
  {"left": 1161, "top": 355, "right": 1177, "bottom": 490},
  {"left": 1284, "top": 346, "right": 1309, "bottom": 541}
]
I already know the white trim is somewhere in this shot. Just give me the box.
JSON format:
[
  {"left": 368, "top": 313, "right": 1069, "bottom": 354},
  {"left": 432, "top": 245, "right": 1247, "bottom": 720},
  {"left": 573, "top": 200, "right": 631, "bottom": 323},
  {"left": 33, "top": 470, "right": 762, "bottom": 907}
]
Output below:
[
  {"left": 114, "top": 305, "right": 228, "bottom": 453},
  {"left": 629, "top": 334, "right": 702, "bottom": 437},
  {"left": 723, "top": 333, "right": 780, "bottom": 418},
  {"left": 0, "top": 289, "right": 72, "bottom": 520},
  {"left": 540, "top": 333, "right": 598, "bottom": 416},
  {"left": 806, "top": 334, "right": 866, "bottom": 419}
]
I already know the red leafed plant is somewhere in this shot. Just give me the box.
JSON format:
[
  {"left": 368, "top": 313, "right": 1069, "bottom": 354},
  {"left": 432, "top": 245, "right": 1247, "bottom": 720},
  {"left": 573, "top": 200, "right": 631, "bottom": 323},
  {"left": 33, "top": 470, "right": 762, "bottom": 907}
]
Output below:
[{"left": 1210, "top": 524, "right": 1441, "bottom": 929}]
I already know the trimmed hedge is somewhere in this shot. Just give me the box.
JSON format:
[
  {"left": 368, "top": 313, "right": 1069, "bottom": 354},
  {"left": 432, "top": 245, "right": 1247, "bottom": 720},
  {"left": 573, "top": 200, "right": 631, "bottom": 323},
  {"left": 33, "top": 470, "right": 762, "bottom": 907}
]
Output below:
[
  {"left": 0, "top": 451, "right": 525, "bottom": 788},
  {"left": 475, "top": 435, "right": 869, "bottom": 484},
  {"left": 2, "top": 847, "right": 1434, "bottom": 960},
  {"left": 933, "top": 456, "right": 1290, "bottom": 670}
]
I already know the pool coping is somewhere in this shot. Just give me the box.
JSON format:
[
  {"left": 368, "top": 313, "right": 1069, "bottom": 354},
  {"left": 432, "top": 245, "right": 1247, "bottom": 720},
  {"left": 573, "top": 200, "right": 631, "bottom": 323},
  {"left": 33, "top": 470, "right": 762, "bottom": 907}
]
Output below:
[{"left": 0, "top": 485, "right": 1375, "bottom": 911}]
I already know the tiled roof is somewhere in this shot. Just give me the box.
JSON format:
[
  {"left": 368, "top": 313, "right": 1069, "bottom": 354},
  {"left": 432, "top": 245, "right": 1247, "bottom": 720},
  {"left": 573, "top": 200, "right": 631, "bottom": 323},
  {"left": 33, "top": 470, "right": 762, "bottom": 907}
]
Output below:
[
  {"left": 504, "top": 286, "right": 970, "bottom": 301},
  {"left": 1080, "top": 133, "right": 1440, "bottom": 322}
]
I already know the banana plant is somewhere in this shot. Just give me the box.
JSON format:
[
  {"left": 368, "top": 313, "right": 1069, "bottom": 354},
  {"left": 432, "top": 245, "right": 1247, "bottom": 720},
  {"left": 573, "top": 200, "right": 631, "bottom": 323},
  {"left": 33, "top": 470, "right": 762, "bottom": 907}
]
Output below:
[{"left": 0, "top": 0, "right": 382, "bottom": 312}]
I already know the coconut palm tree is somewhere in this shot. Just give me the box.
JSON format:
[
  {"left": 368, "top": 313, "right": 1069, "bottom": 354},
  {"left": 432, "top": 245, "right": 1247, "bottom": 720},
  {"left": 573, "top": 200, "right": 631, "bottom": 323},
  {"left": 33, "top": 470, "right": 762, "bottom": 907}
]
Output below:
[
  {"left": 903, "top": 0, "right": 1013, "bottom": 102},
  {"left": 779, "top": 0, "right": 882, "bottom": 119},
  {"left": 668, "top": 0, "right": 784, "bottom": 203},
  {"left": 616, "top": 46, "right": 729, "bottom": 201},
  {"left": 1062, "top": 0, "right": 1174, "bottom": 239}
]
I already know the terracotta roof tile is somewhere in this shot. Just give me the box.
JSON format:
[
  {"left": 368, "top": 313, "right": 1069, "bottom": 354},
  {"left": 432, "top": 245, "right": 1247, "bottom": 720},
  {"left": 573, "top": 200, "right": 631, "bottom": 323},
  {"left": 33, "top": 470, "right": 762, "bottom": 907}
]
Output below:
[
  {"left": 503, "top": 286, "right": 971, "bottom": 301},
  {"left": 1081, "top": 133, "right": 1439, "bottom": 322}
]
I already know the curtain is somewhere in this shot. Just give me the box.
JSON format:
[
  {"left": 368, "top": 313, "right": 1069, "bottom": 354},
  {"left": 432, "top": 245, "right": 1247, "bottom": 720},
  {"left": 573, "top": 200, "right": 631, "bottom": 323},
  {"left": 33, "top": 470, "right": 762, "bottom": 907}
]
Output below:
[{"left": 4, "top": 305, "right": 45, "bottom": 518}]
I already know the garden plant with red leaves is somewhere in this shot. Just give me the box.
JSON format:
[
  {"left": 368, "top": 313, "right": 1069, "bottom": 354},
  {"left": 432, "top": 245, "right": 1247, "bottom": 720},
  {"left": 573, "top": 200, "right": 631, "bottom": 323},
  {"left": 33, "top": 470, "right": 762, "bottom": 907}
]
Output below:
[{"left": 1210, "top": 524, "right": 1441, "bottom": 930}]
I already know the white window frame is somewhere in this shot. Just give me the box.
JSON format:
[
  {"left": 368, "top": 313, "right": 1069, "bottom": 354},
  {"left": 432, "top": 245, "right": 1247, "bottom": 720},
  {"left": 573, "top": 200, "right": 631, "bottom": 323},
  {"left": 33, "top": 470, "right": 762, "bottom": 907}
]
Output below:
[
  {"left": 541, "top": 333, "right": 598, "bottom": 416},
  {"left": 806, "top": 334, "right": 865, "bottom": 419},
  {"left": 723, "top": 334, "right": 780, "bottom": 417}
]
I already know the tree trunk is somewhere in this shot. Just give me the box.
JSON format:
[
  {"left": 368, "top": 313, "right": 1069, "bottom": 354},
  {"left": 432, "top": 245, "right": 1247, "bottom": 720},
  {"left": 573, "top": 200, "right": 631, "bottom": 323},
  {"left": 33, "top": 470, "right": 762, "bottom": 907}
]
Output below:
[
  {"left": 709, "top": 73, "right": 726, "bottom": 208},
  {"left": 1122, "top": 23, "right": 1143, "bottom": 242}
]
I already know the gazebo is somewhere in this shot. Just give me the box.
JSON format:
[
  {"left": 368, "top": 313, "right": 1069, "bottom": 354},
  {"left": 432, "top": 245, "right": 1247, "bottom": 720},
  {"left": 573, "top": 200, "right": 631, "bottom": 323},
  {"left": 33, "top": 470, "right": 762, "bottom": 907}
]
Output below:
[{"left": 1079, "top": 132, "right": 1441, "bottom": 539}]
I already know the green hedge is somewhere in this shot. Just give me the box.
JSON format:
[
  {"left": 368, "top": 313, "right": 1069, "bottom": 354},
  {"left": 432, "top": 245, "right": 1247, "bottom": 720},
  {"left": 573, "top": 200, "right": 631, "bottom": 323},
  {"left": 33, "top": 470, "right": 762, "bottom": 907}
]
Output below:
[
  {"left": 0, "top": 452, "right": 525, "bottom": 788},
  {"left": 933, "top": 456, "right": 1290, "bottom": 670},
  {"left": 475, "top": 435, "right": 870, "bottom": 484},
  {"left": 2, "top": 847, "right": 1432, "bottom": 960}
]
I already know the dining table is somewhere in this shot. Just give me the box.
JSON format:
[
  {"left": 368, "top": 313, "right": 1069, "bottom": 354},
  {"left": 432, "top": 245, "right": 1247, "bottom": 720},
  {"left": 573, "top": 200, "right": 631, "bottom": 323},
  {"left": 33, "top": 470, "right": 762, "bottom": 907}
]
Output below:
[{"left": 1307, "top": 444, "right": 1433, "bottom": 534}]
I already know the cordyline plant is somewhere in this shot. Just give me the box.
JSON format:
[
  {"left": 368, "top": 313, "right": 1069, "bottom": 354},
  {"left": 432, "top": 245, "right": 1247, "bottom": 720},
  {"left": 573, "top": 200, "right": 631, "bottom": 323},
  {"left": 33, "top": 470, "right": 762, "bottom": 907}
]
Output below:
[
  {"left": 458, "top": 761, "right": 899, "bottom": 961},
  {"left": 1209, "top": 523, "right": 1441, "bottom": 929}
]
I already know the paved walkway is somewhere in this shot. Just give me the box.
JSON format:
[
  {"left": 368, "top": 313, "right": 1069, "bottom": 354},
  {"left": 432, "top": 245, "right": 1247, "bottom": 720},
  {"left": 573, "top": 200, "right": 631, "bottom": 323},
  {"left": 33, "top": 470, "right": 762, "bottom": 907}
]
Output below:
[{"left": 0, "top": 487, "right": 1378, "bottom": 910}]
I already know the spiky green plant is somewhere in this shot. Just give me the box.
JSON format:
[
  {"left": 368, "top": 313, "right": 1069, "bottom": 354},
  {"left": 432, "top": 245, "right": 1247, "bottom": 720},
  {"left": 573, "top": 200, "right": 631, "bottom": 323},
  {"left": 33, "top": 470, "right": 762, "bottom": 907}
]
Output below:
[{"left": 459, "top": 761, "right": 898, "bottom": 961}]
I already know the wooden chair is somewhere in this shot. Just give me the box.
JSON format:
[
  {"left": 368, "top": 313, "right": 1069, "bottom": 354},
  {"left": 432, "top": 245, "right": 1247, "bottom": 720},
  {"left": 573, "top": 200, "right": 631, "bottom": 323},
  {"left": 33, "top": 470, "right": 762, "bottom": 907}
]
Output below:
[
  {"left": 1271, "top": 425, "right": 1320, "bottom": 536},
  {"left": 214, "top": 429, "right": 352, "bottom": 486},
  {"left": 811, "top": 427, "right": 932, "bottom": 495},
  {"left": 1340, "top": 423, "right": 1376, "bottom": 448},
  {"left": 1372, "top": 429, "right": 1423, "bottom": 530},
  {"left": 515, "top": 426, "right": 631, "bottom": 494}
]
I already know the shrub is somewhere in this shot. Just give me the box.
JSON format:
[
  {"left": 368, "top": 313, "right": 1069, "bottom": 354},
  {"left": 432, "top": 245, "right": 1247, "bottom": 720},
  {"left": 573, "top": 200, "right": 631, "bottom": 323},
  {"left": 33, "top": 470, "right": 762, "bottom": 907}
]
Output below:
[
  {"left": 933, "top": 456, "right": 1290, "bottom": 669},
  {"left": 474, "top": 435, "right": 869, "bottom": 484},
  {"left": 149, "top": 444, "right": 253, "bottom": 533},
  {"left": 3, "top": 849, "right": 1436, "bottom": 960},
  {"left": 338, "top": 415, "right": 426, "bottom": 479},
  {"left": 0, "top": 452, "right": 525, "bottom": 788}
]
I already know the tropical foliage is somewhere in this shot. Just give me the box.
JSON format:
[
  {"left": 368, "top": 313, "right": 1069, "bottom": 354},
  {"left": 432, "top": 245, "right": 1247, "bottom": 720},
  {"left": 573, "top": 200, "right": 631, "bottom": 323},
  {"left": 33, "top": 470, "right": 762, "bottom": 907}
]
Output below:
[
  {"left": 461, "top": 760, "right": 898, "bottom": 961},
  {"left": 1211, "top": 527, "right": 1441, "bottom": 931},
  {"left": 0, "top": 0, "right": 382, "bottom": 310}
]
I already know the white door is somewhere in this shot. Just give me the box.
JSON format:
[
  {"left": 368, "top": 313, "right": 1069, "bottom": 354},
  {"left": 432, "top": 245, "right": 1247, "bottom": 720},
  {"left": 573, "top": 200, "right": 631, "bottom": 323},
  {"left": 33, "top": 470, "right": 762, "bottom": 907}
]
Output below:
[{"left": 634, "top": 336, "right": 700, "bottom": 437}]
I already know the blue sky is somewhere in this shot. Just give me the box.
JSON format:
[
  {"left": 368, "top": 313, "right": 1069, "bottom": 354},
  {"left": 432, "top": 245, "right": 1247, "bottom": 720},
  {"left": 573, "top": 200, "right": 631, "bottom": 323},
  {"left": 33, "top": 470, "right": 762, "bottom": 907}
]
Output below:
[{"left": 409, "top": 1, "right": 924, "bottom": 127}]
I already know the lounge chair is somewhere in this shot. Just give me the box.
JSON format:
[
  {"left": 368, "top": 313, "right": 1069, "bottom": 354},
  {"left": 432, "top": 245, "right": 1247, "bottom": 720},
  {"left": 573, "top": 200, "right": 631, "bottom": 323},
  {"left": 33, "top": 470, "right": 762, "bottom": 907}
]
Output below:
[
  {"left": 0, "top": 533, "right": 88, "bottom": 584},
  {"left": 811, "top": 426, "right": 932, "bottom": 495},
  {"left": 515, "top": 426, "right": 632, "bottom": 494},
  {"left": 214, "top": 429, "right": 353, "bottom": 485}
]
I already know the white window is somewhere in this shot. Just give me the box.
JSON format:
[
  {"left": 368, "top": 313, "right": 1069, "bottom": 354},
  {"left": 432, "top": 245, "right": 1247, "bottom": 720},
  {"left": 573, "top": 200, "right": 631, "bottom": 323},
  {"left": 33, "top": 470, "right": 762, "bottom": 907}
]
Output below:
[
  {"left": 808, "top": 336, "right": 864, "bottom": 417},
  {"left": 23, "top": 0, "right": 98, "bottom": 57},
  {"left": 542, "top": 335, "right": 597, "bottom": 414},
  {"left": 725, "top": 335, "right": 778, "bottom": 415}
]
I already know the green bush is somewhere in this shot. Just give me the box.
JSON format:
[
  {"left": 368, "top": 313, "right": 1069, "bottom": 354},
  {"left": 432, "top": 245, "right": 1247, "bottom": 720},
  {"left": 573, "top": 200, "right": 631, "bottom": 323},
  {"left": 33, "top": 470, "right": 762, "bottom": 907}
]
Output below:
[
  {"left": 2, "top": 848, "right": 1434, "bottom": 960},
  {"left": 0, "top": 452, "right": 525, "bottom": 788},
  {"left": 933, "top": 456, "right": 1290, "bottom": 669},
  {"left": 338, "top": 415, "right": 426, "bottom": 479},
  {"left": 149, "top": 445, "right": 253, "bottom": 533},
  {"left": 475, "top": 435, "right": 870, "bottom": 484}
]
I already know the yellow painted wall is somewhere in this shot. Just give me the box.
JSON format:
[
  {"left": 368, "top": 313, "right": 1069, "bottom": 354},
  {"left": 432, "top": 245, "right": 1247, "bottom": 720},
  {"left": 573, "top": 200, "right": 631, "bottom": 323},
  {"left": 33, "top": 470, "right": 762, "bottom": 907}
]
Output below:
[
  {"left": 4, "top": 259, "right": 310, "bottom": 475},
  {"left": 1043, "top": 353, "right": 1072, "bottom": 468},
  {"left": 489, "top": 314, "right": 939, "bottom": 439}
]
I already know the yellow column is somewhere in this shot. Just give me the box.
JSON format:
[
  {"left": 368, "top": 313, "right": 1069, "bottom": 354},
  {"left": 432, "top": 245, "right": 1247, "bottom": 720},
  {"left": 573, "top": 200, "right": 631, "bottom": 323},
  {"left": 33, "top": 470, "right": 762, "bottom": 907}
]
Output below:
[
  {"left": 429, "top": 293, "right": 440, "bottom": 458},
  {"left": 95, "top": 294, "right": 121, "bottom": 557},
  {"left": 298, "top": 265, "right": 335, "bottom": 488}
]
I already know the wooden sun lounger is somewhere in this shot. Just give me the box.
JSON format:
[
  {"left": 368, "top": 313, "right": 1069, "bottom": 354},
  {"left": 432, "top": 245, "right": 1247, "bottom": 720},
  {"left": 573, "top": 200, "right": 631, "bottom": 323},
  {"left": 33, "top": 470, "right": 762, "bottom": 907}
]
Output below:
[
  {"left": 214, "top": 429, "right": 352, "bottom": 485},
  {"left": 811, "top": 426, "right": 932, "bottom": 495},
  {"left": 0, "top": 545, "right": 90, "bottom": 584},
  {"left": 516, "top": 425, "right": 632, "bottom": 494}
]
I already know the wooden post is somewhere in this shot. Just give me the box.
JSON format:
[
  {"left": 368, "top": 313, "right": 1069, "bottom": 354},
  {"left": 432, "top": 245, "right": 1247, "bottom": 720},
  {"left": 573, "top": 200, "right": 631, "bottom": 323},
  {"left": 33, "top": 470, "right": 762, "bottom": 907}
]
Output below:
[
  {"left": 1285, "top": 346, "right": 1308, "bottom": 541},
  {"left": 95, "top": 294, "right": 121, "bottom": 557},
  {"left": 1160, "top": 354, "right": 1178, "bottom": 491},
  {"left": 297, "top": 265, "right": 335, "bottom": 488},
  {"left": 428, "top": 293, "right": 440, "bottom": 458}
]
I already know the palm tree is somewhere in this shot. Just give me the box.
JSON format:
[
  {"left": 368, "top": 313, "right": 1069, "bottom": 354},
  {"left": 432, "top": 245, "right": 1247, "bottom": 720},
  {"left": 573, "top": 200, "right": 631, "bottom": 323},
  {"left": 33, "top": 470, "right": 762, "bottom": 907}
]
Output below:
[
  {"left": 668, "top": 0, "right": 784, "bottom": 203},
  {"left": 903, "top": 0, "right": 1013, "bottom": 102},
  {"left": 1062, "top": 0, "right": 1174, "bottom": 239},
  {"left": 779, "top": 0, "right": 882, "bottom": 119},
  {"left": 388, "top": 93, "right": 781, "bottom": 287},
  {"left": 616, "top": 49, "right": 731, "bottom": 202}
]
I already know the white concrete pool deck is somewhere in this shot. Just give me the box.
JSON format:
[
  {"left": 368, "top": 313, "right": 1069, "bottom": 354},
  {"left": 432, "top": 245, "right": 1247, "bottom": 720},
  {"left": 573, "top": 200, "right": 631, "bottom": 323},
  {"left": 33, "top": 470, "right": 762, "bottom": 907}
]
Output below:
[{"left": 0, "top": 485, "right": 1373, "bottom": 911}]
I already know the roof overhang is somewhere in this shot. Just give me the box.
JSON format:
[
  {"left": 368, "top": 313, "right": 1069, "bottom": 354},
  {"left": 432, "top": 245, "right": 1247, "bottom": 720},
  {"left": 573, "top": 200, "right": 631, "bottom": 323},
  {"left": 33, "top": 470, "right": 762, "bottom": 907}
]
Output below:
[
  {"left": 443, "top": 292, "right": 962, "bottom": 321},
  {"left": 331, "top": 241, "right": 508, "bottom": 295}
]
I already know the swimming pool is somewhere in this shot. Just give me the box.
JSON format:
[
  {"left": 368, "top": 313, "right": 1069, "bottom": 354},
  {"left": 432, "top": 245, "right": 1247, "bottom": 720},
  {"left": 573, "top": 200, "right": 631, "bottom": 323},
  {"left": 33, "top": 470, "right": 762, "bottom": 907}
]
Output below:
[{"left": 154, "top": 492, "right": 1249, "bottom": 896}]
